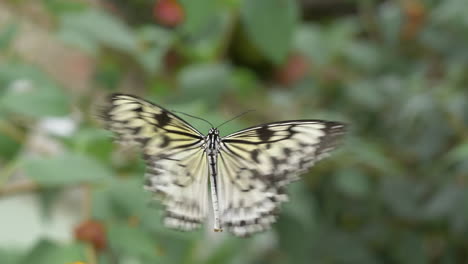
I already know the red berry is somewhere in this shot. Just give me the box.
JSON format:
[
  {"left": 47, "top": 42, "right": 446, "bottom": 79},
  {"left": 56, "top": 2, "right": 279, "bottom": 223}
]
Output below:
[
  {"left": 74, "top": 220, "right": 107, "bottom": 251},
  {"left": 153, "top": 0, "right": 184, "bottom": 28},
  {"left": 275, "top": 54, "right": 310, "bottom": 86}
]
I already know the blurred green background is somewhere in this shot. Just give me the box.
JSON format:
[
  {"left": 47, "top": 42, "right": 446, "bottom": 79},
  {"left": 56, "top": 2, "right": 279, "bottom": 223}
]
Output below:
[{"left": 1, "top": 0, "right": 468, "bottom": 263}]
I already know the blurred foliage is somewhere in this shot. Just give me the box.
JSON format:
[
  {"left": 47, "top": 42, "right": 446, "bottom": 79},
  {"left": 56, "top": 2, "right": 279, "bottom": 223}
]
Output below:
[{"left": 1, "top": 0, "right": 468, "bottom": 263}]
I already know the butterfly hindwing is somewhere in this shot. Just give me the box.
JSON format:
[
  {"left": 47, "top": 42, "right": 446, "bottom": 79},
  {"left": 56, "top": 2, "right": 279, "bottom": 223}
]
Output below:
[
  {"left": 103, "top": 94, "right": 210, "bottom": 230},
  {"left": 144, "top": 147, "right": 209, "bottom": 230},
  {"left": 218, "top": 121, "right": 346, "bottom": 236}
]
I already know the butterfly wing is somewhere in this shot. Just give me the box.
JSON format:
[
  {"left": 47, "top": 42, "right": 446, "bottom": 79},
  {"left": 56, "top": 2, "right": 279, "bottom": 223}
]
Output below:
[
  {"left": 103, "top": 94, "right": 209, "bottom": 231},
  {"left": 218, "top": 120, "right": 346, "bottom": 236}
]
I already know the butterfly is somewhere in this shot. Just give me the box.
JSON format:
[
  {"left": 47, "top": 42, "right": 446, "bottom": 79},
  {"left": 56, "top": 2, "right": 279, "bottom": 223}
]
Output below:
[{"left": 102, "top": 94, "right": 346, "bottom": 237}]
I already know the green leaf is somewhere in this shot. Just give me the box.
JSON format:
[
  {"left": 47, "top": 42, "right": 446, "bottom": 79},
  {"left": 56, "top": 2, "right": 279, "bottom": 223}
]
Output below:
[
  {"left": 37, "top": 188, "right": 62, "bottom": 221},
  {"left": 334, "top": 169, "right": 370, "bottom": 198},
  {"left": 91, "top": 177, "right": 163, "bottom": 227},
  {"left": 345, "top": 80, "right": 385, "bottom": 110},
  {"left": 108, "top": 223, "right": 159, "bottom": 260},
  {"left": 151, "top": 232, "right": 197, "bottom": 264},
  {"left": 277, "top": 183, "right": 318, "bottom": 264},
  {"left": 109, "top": 178, "right": 150, "bottom": 217},
  {"left": 309, "top": 229, "right": 378, "bottom": 264},
  {"left": 204, "top": 237, "right": 254, "bottom": 264},
  {"left": 423, "top": 184, "right": 464, "bottom": 220},
  {"left": 432, "top": 0, "right": 468, "bottom": 28},
  {"left": 294, "top": 24, "right": 326, "bottom": 65},
  {"left": 177, "top": 63, "right": 231, "bottom": 107},
  {"left": 282, "top": 183, "right": 317, "bottom": 231},
  {"left": 71, "top": 127, "right": 113, "bottom": 162},
  {"left": 42, "top": 0, "right": 87, "bottom": 15},
  {"left": 231, "top": 68, "right": 260, "bottom": 99},
  {"left": 134, "top": 26, "right": 174, "bottom": 74},
  {"left": 90, "top": 186, "right": 114, "bottom": 220},
  {"left": 450, "top": 194, "right": 468, "bottom": 235},
  {"left": 0, "top": 129, "right": 21, "bottom": 161},
  {"left": 377, "top": 2, "right": 403, "bottom": 47},
  {"left": 0, "top": 62, "right": 51, "bottom": 85},
  {"left": 347, "top": 138, "right": 403, "bottom": 176},
  {"left": 391, "top": 232, "right": 428, "bottom": 264},
  {"left": 241, "top": 0, "right": 298, "bottom": 64},
  {"left": 0, "top": 248, "right": 22, "bottom": 264},
  {"left": 0, "top": 23, "right": 18, "bottom": 51},
  {"left": 57, "top": 29, "right": 98, "bottom": 55},
  {"left": 179, "top": 0, "right": 218, "bottom": 35},
  {"left": 0, "top": 64, "right": 70, "bottom": 117},
  {"left": 19, "top": 240, "right": 85, "bottom": 264},
  {"left": 294, "top": 20, "right": 358, "bottom": 67},
  {"left": 344, "top": 41, "right": 382, "bottom": 72},
  {"left": 380, "top": 177, "right": 428, "bottom": 220},
  {"left": 58, "top": 9, "right": 137, "bottom": 54},
  {"left": 0, "top": 88, "right": 69, "bottom": 118},
  {"left": 22, "top": 152, "right": 112, "bottom": 186},
  {"left": 446, "top": 140, "right": 468, "bottom": 163}
]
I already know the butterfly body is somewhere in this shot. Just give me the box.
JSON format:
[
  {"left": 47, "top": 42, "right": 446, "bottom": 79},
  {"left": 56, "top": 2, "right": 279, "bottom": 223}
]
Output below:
[
  {"left": 103, "top": 94, "right": 346, "bottom": 237},
  {"left": 204, "top": 128, "right": 223, "bottom": 231}
]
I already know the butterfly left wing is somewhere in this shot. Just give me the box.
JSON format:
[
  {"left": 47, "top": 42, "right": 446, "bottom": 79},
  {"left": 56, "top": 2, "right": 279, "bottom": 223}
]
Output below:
[
  {"left": 218, "top": 120, "right": 346, "bottom": 236},
  {"left": 102, "top": 94, "right": 210, "bottom": 231}
]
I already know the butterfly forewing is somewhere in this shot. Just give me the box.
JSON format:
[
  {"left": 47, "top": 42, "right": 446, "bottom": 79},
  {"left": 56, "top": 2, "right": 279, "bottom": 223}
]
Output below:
[
  {"left": 103, "top": 94, "right": 210, "bottom": 230},
  {"left": 218, "top": 121, "right": 346, "bottom": 236}
]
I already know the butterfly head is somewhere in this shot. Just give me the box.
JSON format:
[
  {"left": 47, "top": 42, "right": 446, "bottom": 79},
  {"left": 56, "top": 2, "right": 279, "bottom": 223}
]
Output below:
[
  {"left": 205, "top": 128, "right": 221, "bottom": 154},
  {"left": 208, "top": 128, "right": 220, "bottom": 136}
]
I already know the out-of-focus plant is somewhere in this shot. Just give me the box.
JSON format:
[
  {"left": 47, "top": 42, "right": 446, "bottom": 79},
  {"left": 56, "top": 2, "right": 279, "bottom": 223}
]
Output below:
[{"left": 0, "top": 0, "right": 467, "bottom": 263}]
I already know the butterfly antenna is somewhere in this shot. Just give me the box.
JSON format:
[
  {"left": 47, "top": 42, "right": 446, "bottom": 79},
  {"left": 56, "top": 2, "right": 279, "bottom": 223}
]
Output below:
[
  {"left": 172, "top": 110, "right": 214, "bottom": 128},
  {"left": 216, "top": 110, "right": 255, "bottom": 129}
]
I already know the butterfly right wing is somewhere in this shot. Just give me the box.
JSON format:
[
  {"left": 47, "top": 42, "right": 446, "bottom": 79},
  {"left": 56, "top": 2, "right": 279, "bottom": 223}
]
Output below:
[
  {"left": 218, "top": 120, "right": 346, "bottom": 236},
  {"left": 102, "top": 94, "right": 210, "bottom": 231}
]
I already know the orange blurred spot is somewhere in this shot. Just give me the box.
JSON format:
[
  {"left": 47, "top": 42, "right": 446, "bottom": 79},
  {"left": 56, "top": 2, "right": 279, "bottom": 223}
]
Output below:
[
  {"left": 402, "top": 0, "right": 427, "bottom": 40},
  {"left": 153, "top": 0, "right": 185, "bottom": 28},
  {"left": 74, "top": 220, "right": 107, "bottom": 252},
  {"left": 275, "top": 54, "right": 310, "bottom": 86}
]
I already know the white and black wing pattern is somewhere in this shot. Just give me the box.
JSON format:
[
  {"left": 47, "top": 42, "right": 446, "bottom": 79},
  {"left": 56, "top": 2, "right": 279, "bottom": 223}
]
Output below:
[
  {"left": 218, "top": 120, "right": 346, "bottom": 236},
  {"left": 102, "top": 94, "right": 210, "bottom": 231}
]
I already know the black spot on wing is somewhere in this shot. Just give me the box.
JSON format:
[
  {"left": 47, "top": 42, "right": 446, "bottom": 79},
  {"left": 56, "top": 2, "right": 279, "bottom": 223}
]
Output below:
[
  {"left": 251, "top": 149, "right": 260, "bottom": 163},
  {"left": 160, "top": 135, "right": 170, "bottom": 148},
  {"left": 135, "top": 136, "right": 150, "bottom": 146},
  {"left": 315, "top": 122, "right": 346, "bottom": 156},
  {"left": 270, "top": 156, "right": 280, "bottom": 170},
  {"left": 134, "top": 106, "right": 143, "bottom": 113},
  {"left": 155, "top": 111, "right": 171, "bottom": 127},
  {"left": 256, "top": 125, "right": 274, "bottom": 142},
  {"left": 166, "top": 211, "right": 202, "bottom": 225}
]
